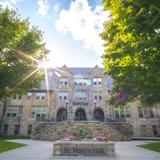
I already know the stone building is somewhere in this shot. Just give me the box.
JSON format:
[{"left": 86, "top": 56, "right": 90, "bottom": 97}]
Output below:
[{"left": 0, "top": 65, "right": 160, "bottom": 140}]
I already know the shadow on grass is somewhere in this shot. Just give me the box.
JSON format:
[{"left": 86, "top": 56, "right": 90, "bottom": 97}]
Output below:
[{"left": 0, "top": 135, "right": 30, "bottom": 140}]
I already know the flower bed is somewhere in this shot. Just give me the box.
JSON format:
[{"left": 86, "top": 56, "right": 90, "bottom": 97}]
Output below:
[
  {"left": 95, "top": 136, "right": 109, "bottom": 142},
  {"left": 63, "top": 129, "right": 109, "bottom": 142},
  {"left": 63, "top": 135, "right": 109, "bottom": 142}
]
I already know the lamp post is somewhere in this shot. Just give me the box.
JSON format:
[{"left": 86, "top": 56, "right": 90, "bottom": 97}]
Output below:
[
  {"left": 65, "top": 100, "right": 68, "bottom": 121},
  {"left": 94, "top": 99, "right": 96, "bottom": 109},
  {"left": 94, "top": 99, "right": 96, "bottom": 121}
]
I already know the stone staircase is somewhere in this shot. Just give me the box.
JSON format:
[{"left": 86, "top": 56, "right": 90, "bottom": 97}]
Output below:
[
  {"left": 32, "top": 121, "right": 131, "bottom": 141},
  {"left": 104, "top": 122, "right": 133, "bottom": 137}
]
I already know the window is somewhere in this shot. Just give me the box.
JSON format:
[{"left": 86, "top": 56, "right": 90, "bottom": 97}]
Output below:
[
  {"left": 138, "top": 107, "right": 152, "bottom": 119},
  {"left": 120, "top": 107, "right": 125, "bottom": 118},
  {"left": 114, "top": 107, "right": 120, "bottom": 118},
  {"left": 31, "top": 106, "right": 47, "bottom": 120},
  {"left": 138, "top": 107, "right": 144, "bottom": 118},
  {"left": 93, "top": 92, "right": 102, "bottom": 100},
  {"left": 149, "top": 108, "right": 154, "bottom": 118},
  {"left": 36, "top": 92, "right": 45, "bottom": 99},
  {"left": 6, "top": 106, "right": 22, "bottom": 118},
  {"left": 74, "top": 79, "right": 88, "bottom": 85},
  {"left": 13, "top": 94, "right": 17, "bottom": 99},
  {"left": 12, "top": 94, "right": 22, "bottom": 100},
  {"left": 93, "top": 78, "right": 102, "bottom": 86},
  {"left": 17, "top": 95, "right": 22, "bottom": 99},
  {"left": 14, "top": 125, "right": 20, "bottom": 135},
  {"left": 114, "top": 107, "right": 130, "bottom": 119},
  {"left": 59, "top": 78, "right": 68, "bottom": 85},
  {"left": 125, "top": 107, "right": 130, "bottom": 118},
  {"left": 27, "top": 125, "right": 32, "bottom": 135},
  {"left": 58, "top": 92, "right": 68, "bottom": 100},
  {"left": 73, "top": 91, "right": 87, "bottom": 100},
  {"left": 27, "top": 92, "right": 32, "bottom": 99},
  {"left": 143, "top": 108, "right": 149, "bottom": 118},
  {"left": 3, "top": 124, "right": 8, "bottom": 135}
]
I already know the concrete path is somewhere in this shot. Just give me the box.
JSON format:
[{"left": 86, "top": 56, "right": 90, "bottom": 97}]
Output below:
[{"left": 0, "top": 140, "right": 160, "bottom": 160}]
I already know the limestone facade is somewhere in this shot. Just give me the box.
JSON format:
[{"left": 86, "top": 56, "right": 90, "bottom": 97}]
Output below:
[{"left": 1, "top": 65, "right": 160, "bottom": 138}]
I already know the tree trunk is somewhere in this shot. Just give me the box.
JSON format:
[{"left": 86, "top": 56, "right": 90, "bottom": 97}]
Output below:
[{"left": 0, "top": 98, "right": 8, "bottom": 135}]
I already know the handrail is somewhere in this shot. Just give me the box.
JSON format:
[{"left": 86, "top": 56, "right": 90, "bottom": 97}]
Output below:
[
  {"left": 33, "top": 121, "right": 65, "bottom": 138},
  {"left": 33, "top": 120, "right": 130, "bottom": 140}
]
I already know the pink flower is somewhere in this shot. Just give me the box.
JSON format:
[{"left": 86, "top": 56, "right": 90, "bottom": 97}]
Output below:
[
  {"left": 63, "top": 135, "right": 77, "bottom": 140},
  {"left": 95, "top": 136, "right": 108, "bottom": 141}
]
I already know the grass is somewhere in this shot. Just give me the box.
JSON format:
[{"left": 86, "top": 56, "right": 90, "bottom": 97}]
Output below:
[
  {"left": 0, "top": 136, "right": 27, "bottom": 153},
  {"left": 138, "top": 142, "right": 160, "bottom": 153}
]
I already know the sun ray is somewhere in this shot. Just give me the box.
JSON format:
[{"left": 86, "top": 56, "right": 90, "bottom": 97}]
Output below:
[
  {"left": 9, "top": 68, "right": 40, "bottom": 91},
  {"left": 3, "top": 47, "right": 70, "bottom": 104},
  {"left": 11, "top": 48, "right": 41, "bottom": 64},
  {"left": 40, "top": 52, "right": 50, "bottom": 107}
]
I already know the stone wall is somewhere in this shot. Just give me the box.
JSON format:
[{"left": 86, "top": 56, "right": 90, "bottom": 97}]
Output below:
[{"left": 34, "top": 121, "right": 130, "bottom": 141}]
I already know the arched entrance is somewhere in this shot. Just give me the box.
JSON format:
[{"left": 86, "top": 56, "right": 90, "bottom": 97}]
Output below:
[
  {"left": 94, "top": 108, "right": 104, "bottom": 122},
  {"left": 75, "top": 108, "right": 87, "bottom": 121},
  {"left": 56, "top": 108, "right": 67, "bottom": 122}
]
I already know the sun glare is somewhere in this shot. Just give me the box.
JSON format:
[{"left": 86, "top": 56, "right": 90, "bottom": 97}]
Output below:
[{"left": 38, "top": 60, "right": 56, "bottom": 69}]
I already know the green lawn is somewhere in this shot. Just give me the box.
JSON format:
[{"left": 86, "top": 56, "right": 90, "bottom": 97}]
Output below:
[
  {"left": 138, "top": 142, "right": 160, "bottom": 153},
  {"left": 0, "top": 138, "right": 26, "bottom": 153}
]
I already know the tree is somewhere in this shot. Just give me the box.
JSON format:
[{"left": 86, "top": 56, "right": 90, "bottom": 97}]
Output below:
[
  {"left": 101, "top": 0, "right": 160, "bottom": 106},
  {"left": 0, "top": 8, "right": 48, "bottom": 134}
]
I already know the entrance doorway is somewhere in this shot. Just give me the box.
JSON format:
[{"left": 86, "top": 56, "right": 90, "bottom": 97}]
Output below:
[
  {"left": 56, "top": 108, "right": 67, "bottom": 122},
  {"left": 75, "top": 108, "right": 87, "bottom": 121},
  {"left": 94, "top": 108, "right": 104, "bottom": 122}
]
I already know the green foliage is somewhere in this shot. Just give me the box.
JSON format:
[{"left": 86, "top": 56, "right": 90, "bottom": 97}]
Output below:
[
  {"left": 138, "top": 142, "right": 160, "bottom": 153},
  {"left": 0, "top": 8, "right": 48, "bottom": 99},
  {"left": 101, "top": 0, "right": 160, "bottom": 106},
  {"left": 0, "top": 139, "right": 26, "bottom": 153},
  {"left": 72, "top": 128, "right": 89, "bottom": 138}
]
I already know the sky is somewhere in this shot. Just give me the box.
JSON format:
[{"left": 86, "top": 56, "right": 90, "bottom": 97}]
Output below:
[{"left": 0, "top": 0, "right": 110, "bottom": 67}]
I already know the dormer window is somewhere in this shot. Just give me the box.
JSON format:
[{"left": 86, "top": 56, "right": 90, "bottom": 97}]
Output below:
[
  {"left": 59, "top": 78, "right": 68, "bottom": 85},
  {"left": 74, "top": 78, "right": 88, "bottom": 85},
  {"left": 93, "top": 78, "right": 102, "bottom": 86}
]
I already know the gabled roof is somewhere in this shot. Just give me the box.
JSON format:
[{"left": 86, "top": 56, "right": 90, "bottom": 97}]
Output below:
[
  {"left": 69, "top": 67, "right": 93, "bottom": 75},
  {"left": 38, "top": 66, "right": 112, "bottom": 91}
]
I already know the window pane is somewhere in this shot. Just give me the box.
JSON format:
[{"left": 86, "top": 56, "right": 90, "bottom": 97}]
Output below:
[
  {"left": 125, "top": 107, "right": 130, "bottom": 118},
  {"left": 27, "top": 92, "right": 32, "bottom": 99},
  {"left": 138, "top": 107, "right": 143, "bottom": 118},
  {"left": 149, "top": 108, "right": 154, "bottom": 118}
]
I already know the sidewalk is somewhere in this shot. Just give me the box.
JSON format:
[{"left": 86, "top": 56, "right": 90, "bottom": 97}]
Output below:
[{"left": 0, "top": 140, "right": 160, "bottom": 160}]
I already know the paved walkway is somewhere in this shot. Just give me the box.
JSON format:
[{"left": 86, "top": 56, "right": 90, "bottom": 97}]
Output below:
[{"left": 0, "top": 140, "right": 160, "bottom": 160}]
